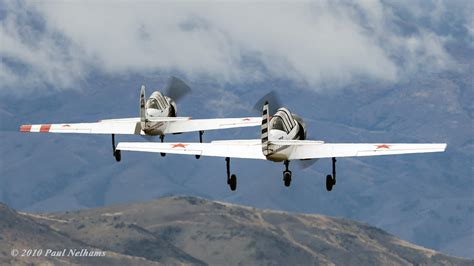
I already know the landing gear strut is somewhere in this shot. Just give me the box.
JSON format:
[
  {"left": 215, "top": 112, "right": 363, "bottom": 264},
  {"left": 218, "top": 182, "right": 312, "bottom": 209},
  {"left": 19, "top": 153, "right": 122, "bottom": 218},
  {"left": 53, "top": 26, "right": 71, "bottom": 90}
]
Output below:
[
  {"left": 112, "top": 134, "right": 121, "bottom": 162},
  {"left": 326, "top": 157, "right": 336, "bottom": 191},
  {"left": 283, "top": 160, "right": 292, "bottom": 187},
  {"left": 195, "top": 131, "right": 204, "bottom": 159},
  {"left": 160, "top": 135, "right": 166, "bottom": 157},
  {"left": 226, "top": 157, "right": 237, "bottom": 191}
]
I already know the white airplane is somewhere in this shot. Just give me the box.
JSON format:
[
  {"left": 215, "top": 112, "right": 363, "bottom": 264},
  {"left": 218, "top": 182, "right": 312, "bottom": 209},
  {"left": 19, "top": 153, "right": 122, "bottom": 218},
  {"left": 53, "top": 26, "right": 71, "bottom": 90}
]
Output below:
[
  {"left": 117, "top": 100, "right": 447, "bottom": 192},
  {"left": 19, "top": 77, "right": 261, "bottom": 161}
]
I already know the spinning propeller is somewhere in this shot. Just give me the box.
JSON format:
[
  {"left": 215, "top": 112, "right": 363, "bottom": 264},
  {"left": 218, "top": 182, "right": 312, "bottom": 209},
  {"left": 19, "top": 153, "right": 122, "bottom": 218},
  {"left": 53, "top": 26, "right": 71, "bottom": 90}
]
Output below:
[
  {"left": 164, "top": 76, "right": 191, "bottom": 102},
  {"left": 253, "top": 90, "right": 282, "bottom": 116}
]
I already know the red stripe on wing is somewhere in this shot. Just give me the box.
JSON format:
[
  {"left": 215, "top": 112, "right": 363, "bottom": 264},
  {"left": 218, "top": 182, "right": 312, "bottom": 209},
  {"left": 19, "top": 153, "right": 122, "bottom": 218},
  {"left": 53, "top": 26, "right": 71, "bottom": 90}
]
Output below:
[
  {"left": 40, "top": 124, "right": 51, "bottom": 132},
  {"left": 20, "top": 125, "right": 32, "bottom": 132}
]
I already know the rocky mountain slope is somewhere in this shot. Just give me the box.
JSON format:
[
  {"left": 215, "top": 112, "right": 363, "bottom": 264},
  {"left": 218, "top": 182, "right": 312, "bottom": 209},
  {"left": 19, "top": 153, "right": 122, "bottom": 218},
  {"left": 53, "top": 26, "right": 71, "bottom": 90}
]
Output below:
[
  {"left": 1, "top": 196, "right": 471, "bottom": 265},
  {"left": 0, "top": 202, "right": 158, "bottom": 265}
]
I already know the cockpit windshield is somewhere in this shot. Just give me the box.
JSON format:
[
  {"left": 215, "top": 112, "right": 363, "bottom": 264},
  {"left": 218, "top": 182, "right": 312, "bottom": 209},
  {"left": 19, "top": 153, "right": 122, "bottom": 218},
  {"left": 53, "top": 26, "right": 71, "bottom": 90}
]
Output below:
[
  {"left": 146, "top": 99, "right": 159, "bottom": 109},
  {"left": 270, "top": 116, "right": 285, "bottom": 131}
]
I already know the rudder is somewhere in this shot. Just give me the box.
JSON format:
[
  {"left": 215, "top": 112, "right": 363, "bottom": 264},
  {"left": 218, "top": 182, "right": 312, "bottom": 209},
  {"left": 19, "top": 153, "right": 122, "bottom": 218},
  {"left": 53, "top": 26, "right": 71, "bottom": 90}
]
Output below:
[{"left": 261, "top": 101, "right": 270, "bottom": 156}]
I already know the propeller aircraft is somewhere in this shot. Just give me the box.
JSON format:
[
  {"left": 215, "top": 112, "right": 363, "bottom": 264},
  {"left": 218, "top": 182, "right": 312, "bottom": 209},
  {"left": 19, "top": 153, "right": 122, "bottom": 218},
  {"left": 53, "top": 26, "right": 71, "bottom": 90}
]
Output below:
[
  {"left": 116, "top": 92, "right": 447, "bottom": 191},
  {"left": 19, "top": 77, "right": 261, "bottom": 161}
]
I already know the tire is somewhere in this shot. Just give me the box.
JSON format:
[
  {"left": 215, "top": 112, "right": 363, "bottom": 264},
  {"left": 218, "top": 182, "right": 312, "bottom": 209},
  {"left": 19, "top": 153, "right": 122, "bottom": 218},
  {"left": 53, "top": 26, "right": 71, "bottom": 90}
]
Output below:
[
  {"left": 230, "top": 174, "right": 237, "bottom": 191},
  {"left": 326, "top": 174, "right": 333, "bottom": 191},
  {"left": 160, "top": 152, "right": 166, "bottom": 157},
  {"left": 114, "top": 150, "right": 121, "bottom": 162},
  {"left": 283, "top": 171, "right": 292, "bottom": 187}
]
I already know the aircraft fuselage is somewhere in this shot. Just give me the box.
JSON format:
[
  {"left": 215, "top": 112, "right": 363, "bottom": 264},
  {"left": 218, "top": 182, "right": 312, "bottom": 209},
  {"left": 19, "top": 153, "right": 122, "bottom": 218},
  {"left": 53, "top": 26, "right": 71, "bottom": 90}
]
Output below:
[
  {"left": 142, "top": 91, "right": 178, "bottom": 135},
  {"left": 265, "top": 107, "right": 306, "bottom": 162}
]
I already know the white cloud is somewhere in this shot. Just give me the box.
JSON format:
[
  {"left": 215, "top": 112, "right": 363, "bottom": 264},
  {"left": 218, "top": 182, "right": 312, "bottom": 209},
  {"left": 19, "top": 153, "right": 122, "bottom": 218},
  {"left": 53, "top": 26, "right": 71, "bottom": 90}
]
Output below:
[
  {"left": 465, "top": 7, "right": 474, "bottom": 39},
  {"left": 0, "top": 1, "right": 87, "bottom": 93},
  {"left": 0, "top": 0, "right": 461, "bottom": 94}
]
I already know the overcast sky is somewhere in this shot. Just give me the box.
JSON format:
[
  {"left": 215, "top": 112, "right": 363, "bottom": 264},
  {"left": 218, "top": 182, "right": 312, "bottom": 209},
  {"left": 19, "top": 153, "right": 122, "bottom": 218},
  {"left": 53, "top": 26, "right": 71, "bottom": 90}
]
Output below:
[{"left": 1, "top": 0, "right": 471, "bottom": 95}]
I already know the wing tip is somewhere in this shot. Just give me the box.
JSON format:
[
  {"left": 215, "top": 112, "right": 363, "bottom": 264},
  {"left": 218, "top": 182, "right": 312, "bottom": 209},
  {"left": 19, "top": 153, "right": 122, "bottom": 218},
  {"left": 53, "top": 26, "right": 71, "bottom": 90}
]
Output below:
[
  {"left": 441, "top": 143, "right": 447, "bottom": 151},
  {"left": 20, "top": 125, "right": 32, "bottom": 132},
  {"left": 19, "top": 124, "right": 52, "bottom": 133}
]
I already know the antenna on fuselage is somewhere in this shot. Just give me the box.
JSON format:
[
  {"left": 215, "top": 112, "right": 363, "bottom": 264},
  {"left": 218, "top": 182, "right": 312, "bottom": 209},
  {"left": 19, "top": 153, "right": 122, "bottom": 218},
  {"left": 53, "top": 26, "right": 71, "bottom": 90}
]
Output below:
[{"left": 140, "top": 85, "right": 146, "bottom": 130}]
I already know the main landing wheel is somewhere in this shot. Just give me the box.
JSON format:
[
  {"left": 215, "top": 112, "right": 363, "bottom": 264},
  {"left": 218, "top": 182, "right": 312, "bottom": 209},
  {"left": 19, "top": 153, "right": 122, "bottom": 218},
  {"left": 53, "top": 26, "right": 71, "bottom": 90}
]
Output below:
[
  {"left": 326, "top": 175, "right": 335, "bottom": 191},
  {"left": 283, "top": 160, "right": 292, "bottom": 187},
  {"left": 326, "top": 157, "right": 337, "bottom": 191},
  {"left": 283, "top": 171, "right": 292, "bottom": 187},
  {"left": 229, "top": 174, "right": 237, "bottom": 191},
  {"left": 114, "top": 150, "right": 121, "bottom": 162},
  {"left": 225, "top": 157, "right": 237, "bottom": 191}
]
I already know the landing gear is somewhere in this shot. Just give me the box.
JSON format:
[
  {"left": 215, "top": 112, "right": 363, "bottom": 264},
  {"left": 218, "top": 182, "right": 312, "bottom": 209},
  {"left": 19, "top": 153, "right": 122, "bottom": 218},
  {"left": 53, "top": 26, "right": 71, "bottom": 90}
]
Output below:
[
  {"left": 199, "top": 131, "right": 204, "bottom": 143},
  {"left": 326, "top": 175, "right": 334, "bottom": 191},
  {"left": 195, "top": 131, "right": 204, "bottom": 159},
  {"left": 114, "top": 150, "right": 121, "bottom": 162},
  {"left": 160, "top": 135, "right": 166, "bottom": 157},
  {"left": 283, "top": 160, "right": 292, "bottom": 187},
  {"left": 229, "top": 174, "right": 237, "bottom": 191},
  {"left": 326, "top": 157, "right": 336, "bottom": 191},
  {"left": 226, "top": 157, "right": 237, "bottom": 191},
  {"left": 112, "top": 134, "right": 121, "bottom": 162}
]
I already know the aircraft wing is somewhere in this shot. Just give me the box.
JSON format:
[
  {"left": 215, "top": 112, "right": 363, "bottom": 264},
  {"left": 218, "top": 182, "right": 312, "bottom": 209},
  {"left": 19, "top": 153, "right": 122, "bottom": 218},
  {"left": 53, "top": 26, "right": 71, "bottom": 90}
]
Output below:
[
  {"left": 19, "top": 117, "right": 261, "bottom": 135},
  {"left": 20, "top": 121, "right": 143, "bottom": 135},
  {"left": 99, "top": 117, "right": 191, "bottom": 122},
  {"left": 286, "top": 142, "right": 447, "bottom": 160},
  {"left": 117, "top": 140, "right": 446, "bottom": 160},
  {"left": 117, "top": 140, "right": 266, "bottom": 160},
  {"left": 161, "top": 117, "right": 261, "bottom": 134}
]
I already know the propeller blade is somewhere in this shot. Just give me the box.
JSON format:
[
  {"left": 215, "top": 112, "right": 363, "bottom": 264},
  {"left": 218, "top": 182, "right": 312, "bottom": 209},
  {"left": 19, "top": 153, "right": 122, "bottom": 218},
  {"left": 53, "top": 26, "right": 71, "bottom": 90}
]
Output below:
[
  {"left": 253, "top": 91, "right": 282, "bottom": 115},
  {"left": 164, "top": 76, "right": 191, "bottom": 102}
]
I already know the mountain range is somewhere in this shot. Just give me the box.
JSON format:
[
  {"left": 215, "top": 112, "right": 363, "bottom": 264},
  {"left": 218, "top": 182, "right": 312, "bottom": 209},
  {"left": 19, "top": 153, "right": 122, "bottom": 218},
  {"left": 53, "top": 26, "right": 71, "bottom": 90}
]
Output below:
[{"left": 1, "top": 196, "right": 472, "bottom": 265}]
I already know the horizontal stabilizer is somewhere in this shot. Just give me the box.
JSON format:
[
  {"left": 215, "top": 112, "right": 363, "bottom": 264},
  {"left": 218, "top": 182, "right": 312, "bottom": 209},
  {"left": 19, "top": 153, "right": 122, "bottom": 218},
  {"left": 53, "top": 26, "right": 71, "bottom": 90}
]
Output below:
[{"left": 270, "top": 140, "right": 325, "bottom": 146}]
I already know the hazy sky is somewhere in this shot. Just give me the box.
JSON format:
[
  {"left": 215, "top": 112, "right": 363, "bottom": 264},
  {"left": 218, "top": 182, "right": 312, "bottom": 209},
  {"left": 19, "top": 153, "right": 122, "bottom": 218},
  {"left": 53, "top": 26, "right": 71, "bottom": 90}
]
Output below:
[{"left": 1, "top": 0, "right": 471, "bottom": 94}]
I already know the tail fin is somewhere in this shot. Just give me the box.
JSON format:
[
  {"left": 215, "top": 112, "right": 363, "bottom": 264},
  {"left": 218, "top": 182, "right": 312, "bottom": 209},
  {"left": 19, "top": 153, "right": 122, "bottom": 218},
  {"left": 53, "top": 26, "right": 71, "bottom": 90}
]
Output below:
[
  {"left": 140, "top": 85, "right": 146, "bottom": 130},
  {"left": 261, "top": 101, "right": 270, "bottom": 156}
]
